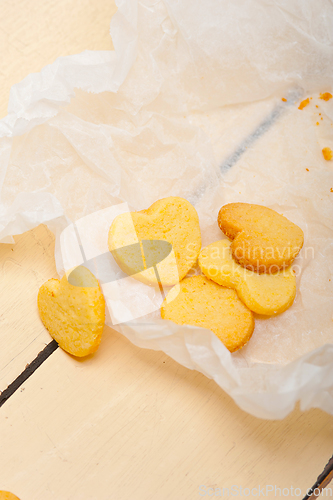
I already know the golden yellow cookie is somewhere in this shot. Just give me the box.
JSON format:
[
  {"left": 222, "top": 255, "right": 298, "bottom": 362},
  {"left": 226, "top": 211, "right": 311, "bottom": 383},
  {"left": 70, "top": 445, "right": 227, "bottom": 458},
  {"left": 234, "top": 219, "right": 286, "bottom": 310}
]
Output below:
[
  {"left": 38, "top": 266, "right": 105, "bottom": 357},
  {"left": 218, "top": 203, "right": 304, "bottom": 273},
  {"left": 199, "top": 240, "right": 296, "bottom": 315},
  {"left": 108, "top": 197, "right": 201, "bottom": 286},
  {"left": 0, "top": 493, "right": 20, "bottom": 500},
  {"left": 161, "top": 275, "right": 254, "bottom": 352}
]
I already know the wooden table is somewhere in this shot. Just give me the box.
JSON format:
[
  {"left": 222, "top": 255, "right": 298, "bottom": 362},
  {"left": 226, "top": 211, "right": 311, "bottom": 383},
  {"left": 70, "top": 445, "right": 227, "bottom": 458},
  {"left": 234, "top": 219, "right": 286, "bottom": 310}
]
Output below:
[{"left": 0, "top": 2, "right": 332, "bottom": 499}]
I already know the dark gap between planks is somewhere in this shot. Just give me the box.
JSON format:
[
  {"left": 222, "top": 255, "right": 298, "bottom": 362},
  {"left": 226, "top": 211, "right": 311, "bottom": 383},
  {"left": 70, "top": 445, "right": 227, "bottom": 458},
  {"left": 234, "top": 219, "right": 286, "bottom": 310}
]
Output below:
[
  {"left": 303, "top": 456, "right": 333, "bottom": 499},
  {"left": 0, "top": 340, "right": 58, "bottom": 407}
]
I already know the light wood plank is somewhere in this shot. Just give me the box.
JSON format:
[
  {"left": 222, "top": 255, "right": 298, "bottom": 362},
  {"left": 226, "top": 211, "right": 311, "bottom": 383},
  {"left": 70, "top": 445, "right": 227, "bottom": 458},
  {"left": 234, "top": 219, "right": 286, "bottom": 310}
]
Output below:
[
  {"left": 0, "top": 225, "right": 57, "bottom": 391},
  {"left": 0, "top": 0, "right": 117, "bottom": 119},
  {"left": 0, "top": 326, "right": 332, "bottom": 499}
]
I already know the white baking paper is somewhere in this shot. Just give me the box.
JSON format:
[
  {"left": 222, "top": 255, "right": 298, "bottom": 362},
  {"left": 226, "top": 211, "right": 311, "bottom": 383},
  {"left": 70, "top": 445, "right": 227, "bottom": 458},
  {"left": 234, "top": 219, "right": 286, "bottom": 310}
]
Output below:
[{"left": 1, "top": 0, "right": 333, "bottom": 419}]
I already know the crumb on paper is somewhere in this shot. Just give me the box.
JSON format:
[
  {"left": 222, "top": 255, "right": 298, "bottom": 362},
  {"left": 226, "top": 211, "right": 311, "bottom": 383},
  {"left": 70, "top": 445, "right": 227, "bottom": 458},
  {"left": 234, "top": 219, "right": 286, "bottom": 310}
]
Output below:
[
  {"left": 306, "top": 168, "right": 309, "bottom": 171},
  {"left": 320, "top": 92, "right": 332, "bottom": 101},
  {"left": 331, "top": 188, "right": 333, "bottom": 192},
  {"left": 298, "top": 98, "right": 310, "bottom": 110},
  {"left": 322, "top": 147, "right": 333, "bottom": 161},
  {"left": 281, "top": 98, "right": 287, "bottom": 102},
  {"left": 316, "top": 122, "right": 319, "bottom": 125}
]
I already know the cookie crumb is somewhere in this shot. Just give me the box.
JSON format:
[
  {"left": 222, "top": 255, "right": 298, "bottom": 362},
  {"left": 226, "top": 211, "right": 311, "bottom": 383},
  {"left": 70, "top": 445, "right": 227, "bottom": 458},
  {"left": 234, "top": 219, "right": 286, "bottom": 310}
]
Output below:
[
  {"left": 316, "top": 122, "right": 319, "bottom": 125},
  {"left": 298, "top": 98, "right": 310, "bottom": 110},
  {"left": 306, "top": 168, "right": 309, "bottom": 171},
  {"left": 281, "top": 98, "right": 287, "bottom": 102},
  {"left": 320, "top": 92, "right": 332, "bottom": 101},
  {"left": 323, "top": 148, "right": 333, "bottom": 160}
]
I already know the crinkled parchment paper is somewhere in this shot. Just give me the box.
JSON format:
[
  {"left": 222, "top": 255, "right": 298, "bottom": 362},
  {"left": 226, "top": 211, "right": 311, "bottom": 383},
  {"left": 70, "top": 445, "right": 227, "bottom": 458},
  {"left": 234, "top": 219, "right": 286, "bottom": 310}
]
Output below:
[{"left": 1, "top": 0, "right": 333, "bottom": 418}]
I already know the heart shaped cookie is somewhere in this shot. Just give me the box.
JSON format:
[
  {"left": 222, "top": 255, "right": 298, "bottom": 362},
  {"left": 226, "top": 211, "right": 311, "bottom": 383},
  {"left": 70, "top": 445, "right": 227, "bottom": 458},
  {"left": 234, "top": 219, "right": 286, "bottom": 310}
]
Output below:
[
  {"left": 37, "top": 266, "right": 105, "bottom": 357},
  {"left": 0, "top": 493, "right": 21, "bottom": 500},
  {"left": 161, "top": 275, "right": 254, "bottom": 352},
  {"left": 218, "top": 203, "right": 304, "bottom": 273},
  {"left": 108, "top": 197, "right": 201, "bottom": 286},
  {"left": 199, "top": 240, "right": 296, "bottom": 315}
]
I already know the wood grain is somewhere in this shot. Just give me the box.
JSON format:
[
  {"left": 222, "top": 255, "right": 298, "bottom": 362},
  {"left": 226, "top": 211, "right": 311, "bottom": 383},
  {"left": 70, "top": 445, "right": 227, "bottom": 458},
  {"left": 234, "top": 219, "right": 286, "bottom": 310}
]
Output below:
[
  {"left": 0, "top": 1, "right": 333, "bottom": 499},
  {"left": 0, "top": 225, "right": 57, "bottom": 391},
  {"left": 0, "top": 0, "right": 116, "bottom": 119},
  {"left": 0, "top": 329, "right": 333, "bottom": 500}
]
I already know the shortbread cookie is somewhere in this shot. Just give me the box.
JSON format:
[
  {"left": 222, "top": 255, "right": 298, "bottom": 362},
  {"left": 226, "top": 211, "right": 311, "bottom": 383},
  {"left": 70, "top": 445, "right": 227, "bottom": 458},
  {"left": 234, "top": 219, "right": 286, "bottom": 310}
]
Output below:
[
  {"left": 0, "top": 493, "right": 21, "bottom": 500},
  {"left": 218, "top": 203, "right": 304, "bottom": 273},
  {"left": 38, "top": 266, "right": 105, "bottom": 357},
  {"left": 161, "top": 276, "right": 254, "bottom": 352},
  {"left": 108, "top": 197, "right": 201, "bottom": 286},
  {"left": 199, "top": 240, "right": 296, "bottom": 315}
]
